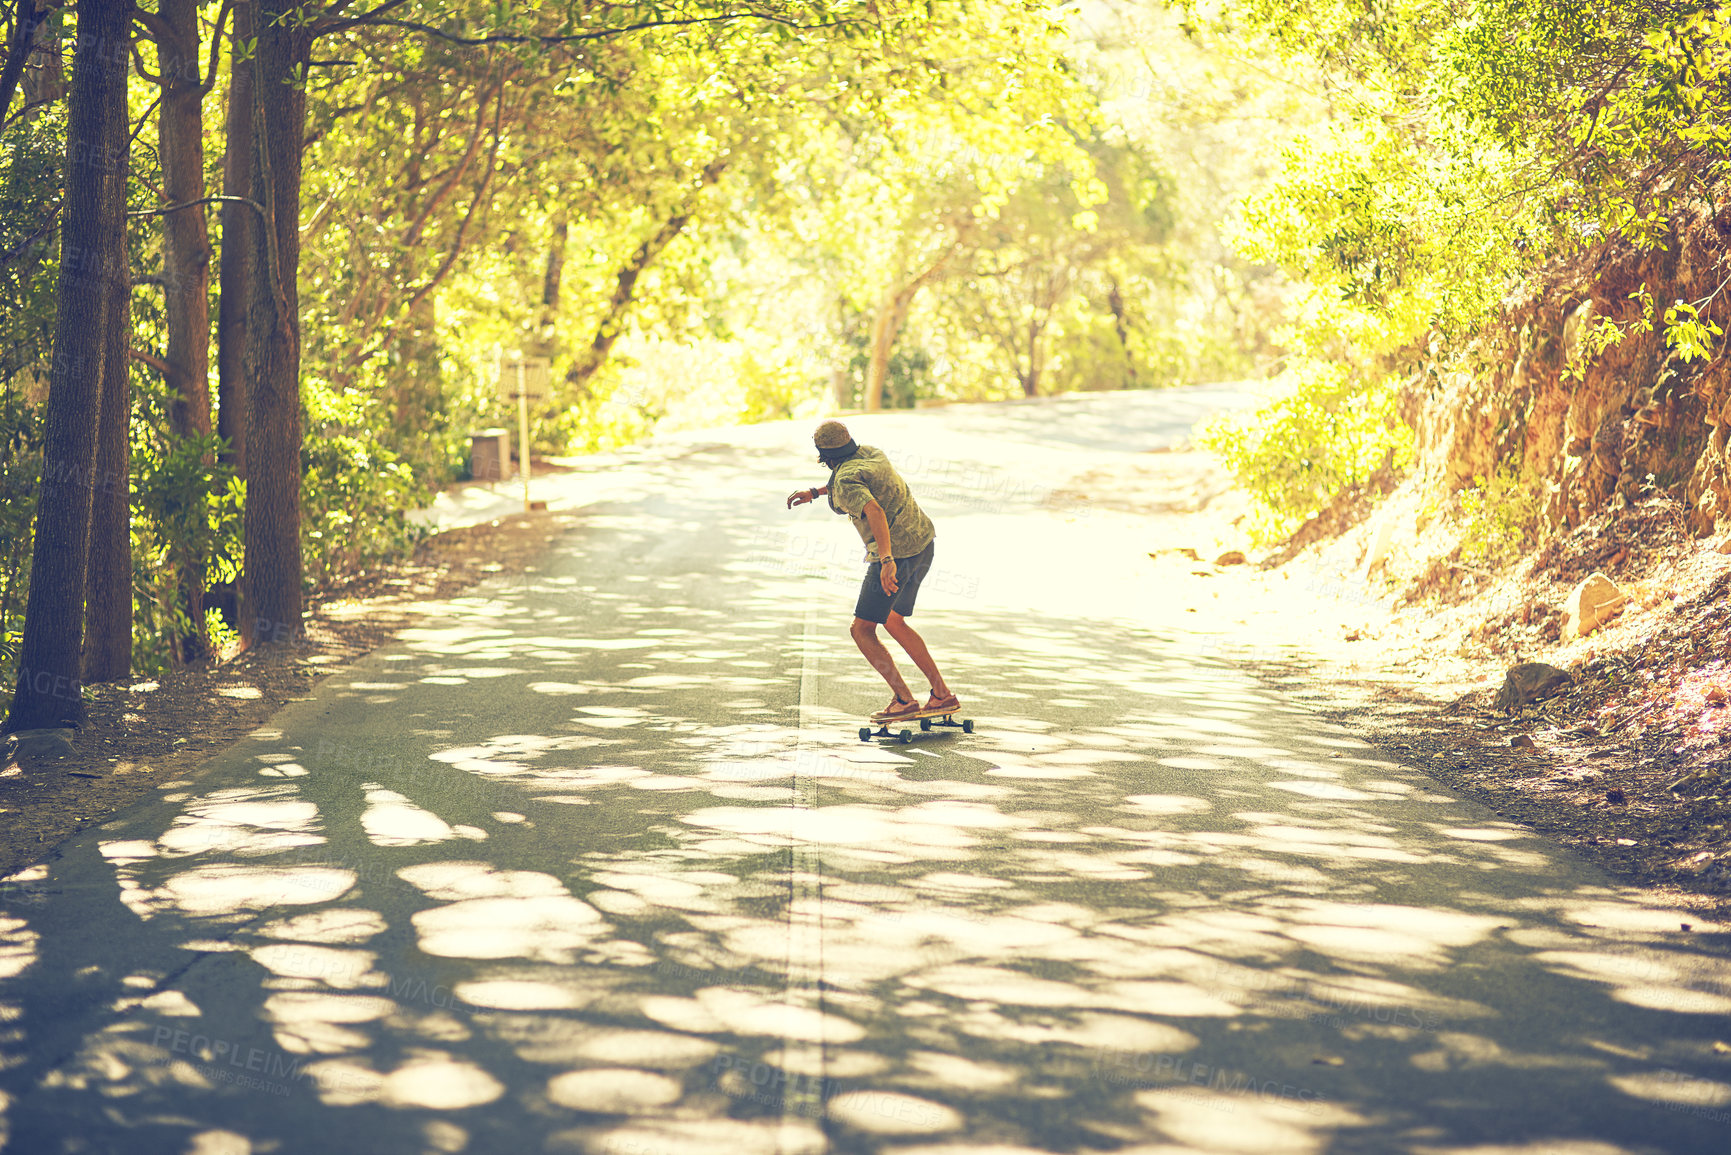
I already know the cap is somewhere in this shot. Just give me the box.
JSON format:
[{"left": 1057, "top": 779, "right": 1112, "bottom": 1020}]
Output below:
[{"left": 813, "top": 420, "right": 852, "bottom": 449}]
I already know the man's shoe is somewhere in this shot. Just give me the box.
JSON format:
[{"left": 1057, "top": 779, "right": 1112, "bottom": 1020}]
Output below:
[{"left": 873, "top": 697, "right": 921, "bottom": 721}]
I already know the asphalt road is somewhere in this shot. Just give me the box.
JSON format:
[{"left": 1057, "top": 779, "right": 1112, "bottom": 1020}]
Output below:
[{"left": 3, "top": 390, "right": 1730, "bottom": 1155}]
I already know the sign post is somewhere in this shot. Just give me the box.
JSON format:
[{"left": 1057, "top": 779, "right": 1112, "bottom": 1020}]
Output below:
[{"left": 498, "top": 354, "right": 550, "bottom": 512}]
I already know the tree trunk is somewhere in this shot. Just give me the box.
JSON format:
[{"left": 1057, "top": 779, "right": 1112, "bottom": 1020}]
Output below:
[
  {"left": 4, "top": 0, "right": 131, "bottom": 734},
  {"left": 865, "top": 283, "right": 924, "bottom": 412},
  {"left": 82, "top": 228, "right": 131, "bottom": 683},
  {"left": 216, "top": 1, "right": 254, "bottom": 478},
  {"left": 23, "top": 3, "right": 63, "bottom": 108},
  {"left": 239, "top": 1, "right": 308, "bottom": 648},
  {"left": 863, "top": 232, "right": 967, "bottom": 411},
  {"left": 1022, "top": 314, "right": 1042, "bottom": 398},
  {"left": 19, "top": 3, "right": 64, "bottom": 116},
  {"left": 535, "top": 210, "right": 567, "bottom": 355},
  {"left": 1106, "top": 276, "right": 1137, "bottom": 387},
  {"left": 389, "top": 292, "right": 438, "bottom": 466},
  {"left": 159, "top": 0, "right": 212, "bottom": 663},
  {"left": 564, "top": 159, "right": 727, "bottom": 392},
  {"left": 0, "top": 1, "right": 56, "bottom": 123}
]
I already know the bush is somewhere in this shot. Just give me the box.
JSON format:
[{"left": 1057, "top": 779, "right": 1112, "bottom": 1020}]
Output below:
[
  {"left": 734, "top": 348, "right": 811, "bottom": 424},
  {"left": 131, "top": 430, "right": 245, "bottom": 673},
  {"left": 205, "top": 607, "right": 241, "bottom": 654},
  {"left": 1200, "top": 357, "right": 1409, "bottom": 539},
  {"left": 0, "top": 114, "right": 60, "bottom": 696},
  {"left": 301, "top": 377, "right": 428, "bottom": 586},
  {"left": 0, "top": 390, "right": 41, "bottom": 694},
  {"left": 1457, "top": 465, "right": 1544, "bottom": 568},
  {"left": 0, "top": 111, "right": 64, "bottom": 382}
]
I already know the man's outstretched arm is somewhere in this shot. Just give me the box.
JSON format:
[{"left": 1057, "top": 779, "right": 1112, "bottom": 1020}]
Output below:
[{"left": 786, "top": 484, "right": 830, "bottom": 509}]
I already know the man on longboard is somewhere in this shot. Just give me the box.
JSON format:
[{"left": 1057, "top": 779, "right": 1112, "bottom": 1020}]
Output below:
[{"left": 786, "top": 420, "right": 959, "bottom": 723}]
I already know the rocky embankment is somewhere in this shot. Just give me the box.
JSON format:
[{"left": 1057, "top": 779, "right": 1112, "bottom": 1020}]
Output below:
[{"left": 1237, "top": 211, "right": 1731, "bottom": 913}]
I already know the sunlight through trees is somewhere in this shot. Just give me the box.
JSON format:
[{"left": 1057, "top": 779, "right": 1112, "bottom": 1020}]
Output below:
[{"left": 8, "top": 0, "right": 1723, "bottom": 723}]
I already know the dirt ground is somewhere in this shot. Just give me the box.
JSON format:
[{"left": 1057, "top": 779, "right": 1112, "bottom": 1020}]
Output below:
[
  {"left": 7, "top": 444, "right": 1731, "bottom": 925},
  {"left": 1078, "top": 446, "right": 1731, "bottom": 924},
  {"left": 0, "top": 511, "right": 582, "bottom": 883}
]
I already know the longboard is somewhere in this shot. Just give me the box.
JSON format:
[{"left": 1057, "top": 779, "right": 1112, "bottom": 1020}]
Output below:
[{"left": 858, "top": 706, "right": 975, "bottom": 744}]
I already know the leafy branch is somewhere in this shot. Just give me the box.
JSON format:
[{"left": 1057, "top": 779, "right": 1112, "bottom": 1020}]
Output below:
[{"left": 334, "top": 9, "right": 858, "bottom": 48}]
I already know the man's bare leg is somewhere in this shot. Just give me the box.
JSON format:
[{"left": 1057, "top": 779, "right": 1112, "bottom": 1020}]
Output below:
[
  {"left": 851, "top": 617, "right": 915, "bottom": 704},
  {"left": 885, "top": 611, "right": 952, "bottom": 705}
]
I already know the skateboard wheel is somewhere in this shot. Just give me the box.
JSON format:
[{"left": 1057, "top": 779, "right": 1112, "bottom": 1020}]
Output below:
[
  {"left": 920, "top": 718, "right": 932, "bottom": 731},
  {"left": 859, "top": 727, "right": 871, "bottom": 741},
  {"left": 962, "top": 718, "right": 974, "bottom": 734},
  {"left": 898, "top": 730, "right": 912, "bottom": 743}
]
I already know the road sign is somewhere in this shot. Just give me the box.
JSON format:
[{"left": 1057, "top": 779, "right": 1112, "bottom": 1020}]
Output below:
[
  {"left": 498, "top": 355, "right": 550, "bottom": 400},
  {"left": 497, "top": 354, "right": 551, "bottom": 512}
]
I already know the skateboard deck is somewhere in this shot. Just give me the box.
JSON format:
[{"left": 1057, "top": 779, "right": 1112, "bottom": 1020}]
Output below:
[{"left": 858, "top": 706, "right": 975, "bottom": 744}]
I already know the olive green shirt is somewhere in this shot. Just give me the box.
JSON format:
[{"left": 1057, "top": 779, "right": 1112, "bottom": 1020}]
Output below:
[{"left": 828, "top": 445, "right": 935, "bottom": 562}]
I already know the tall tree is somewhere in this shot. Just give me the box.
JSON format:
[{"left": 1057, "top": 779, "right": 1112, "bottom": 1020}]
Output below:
[
  {"left": 780, "top": 4, "right": 1097, "bottom": 409},
  {"left": 142, "top": 0, "right": 219, "bottom": 662},
  {"left": 539, "top": 211, "right": 568, "bottom": 347},
  {"left": 0, "top": 1, "right": 58, "bottom": 123},
  {"left": 5, "top": 0, "right": 133, "bottom": 734},
  {"left": 217, "top": 0, "right": 254, "bottom": 476},
  {"left": 239, "top": 0, "right": 310, "bottom": 647},
  {"left": 21, "top": 2, "right": 64, "bottom": 110},
  {"left": 864, "top": 228, "right": 969, "bottom": 411},
  {"left": 82, "top": 204, "right": 130, "bottom": 683},
  {"left": 564, "top": 156, "right": 730, "bottom": 393}
]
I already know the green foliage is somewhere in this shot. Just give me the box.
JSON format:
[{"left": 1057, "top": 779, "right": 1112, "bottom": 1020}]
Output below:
[
  {"left": 1199, "top": 358, "right": 1410, "bottom": 538},
  {"left": 0, "top": 389, "right": 42, "bottom": 692},
  {"left": 842, "top": 343, "right": 933, "bottom": 410},
  {"left": 1457, "top": 465, "right": 1545, "bottom": 567},
  {"left": 1, "top": 0, "right": 1310, "bottom": 691},
  {"left": 0, "top": 112, "right": 60, "bottom": 686},
  {"left": 733, "top": 349, "right": 812, "bottom": 424},
  {"left": 0, "top": 110, "right": 64, "bottom": 380},
  {"left": 300, "top": 377, "right": 428, "bottom": 586},
  {"left": 300, "top": 0, "right": 1100, "bottom": 461},
  {"left": 129, "top": 429, "right": 246, "bottom": 675},
  {"left": 1662, "top": 298, "right": 1724, "bottom": 363},
  {"left": 1219, "top": 0, "right": 1731, "bottom": 348},
  {"left": 1196, "top": 0, "right": 1731, "bottom": 533},
  {"left": 1048, "top": 312, "right": 1136, "bottom": 393},
  {"left": 205, "top": 607, "right": 241, "bottom": 655},
  {"left": 1565, "top": 307, "right": 1628, "bottom": 382},
  {"left": 547, "top": 395, "right": 653, "bottom": 457},
  {"left": 134, "top": 433, "right": 244, "bottom": 590},
  {"left": 1441, "top": 1, "right": 1731, "bottom": 257}
]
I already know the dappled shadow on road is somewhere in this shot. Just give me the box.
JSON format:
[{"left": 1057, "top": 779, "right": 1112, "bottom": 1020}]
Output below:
[{"left": 2, "top": 480, "right": 1730, "bottom": 1155}]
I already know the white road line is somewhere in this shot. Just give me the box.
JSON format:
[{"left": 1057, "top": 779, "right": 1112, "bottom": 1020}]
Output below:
[{"left": 780, "top": 602, "right": 829, "bottom": 1151}]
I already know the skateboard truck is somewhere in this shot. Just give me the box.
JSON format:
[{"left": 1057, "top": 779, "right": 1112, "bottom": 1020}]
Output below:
[{"left": 858, "top": 712, "right": 975, "bottom": 744}]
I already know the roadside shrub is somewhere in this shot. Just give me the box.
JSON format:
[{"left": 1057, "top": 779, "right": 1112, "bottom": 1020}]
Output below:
[
  {"left": 0, "top": 390, "right": 41, "bottom": 692},
  {"left": 1200, "top": 357, "right": 1409, "bottom": 539},
  {"left": 205, "top": 607, "right": 241, "bottom": 655},
  {"left": 301, "top": 377, "right": 428, "bottom": 586},
  {"left": 131, "top": 430, "right": 245, "bottom": 674},
  {"left": 0, "top": 114, "right": 60, "bottom": 696},
  {"left": 1457, "top": 464, "right": 1544, "bottom": 567},
  {"left": 0, "top": 112, "right": 63, "bottom": 383},
  {"left": 734, "top": 348, "right": 811, "bottom": 424}
]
